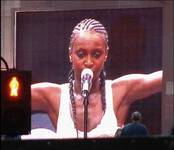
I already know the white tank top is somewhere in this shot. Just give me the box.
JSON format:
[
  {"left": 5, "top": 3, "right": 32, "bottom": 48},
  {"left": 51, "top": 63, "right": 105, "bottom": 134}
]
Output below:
[{"left": 57, "top": 80, "right": 119, "bottom": 139}]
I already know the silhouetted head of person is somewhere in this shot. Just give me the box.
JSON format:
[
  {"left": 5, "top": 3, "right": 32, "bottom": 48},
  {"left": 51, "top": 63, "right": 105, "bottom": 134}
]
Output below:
[{"left": 131, "top": 111, "right": 142, "bottom": 122}]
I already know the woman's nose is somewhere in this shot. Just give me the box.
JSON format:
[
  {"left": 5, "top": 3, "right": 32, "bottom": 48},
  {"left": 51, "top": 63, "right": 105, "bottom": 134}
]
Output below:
[{"left": 84, "top": 56, "right": 93, "bottom": 68}]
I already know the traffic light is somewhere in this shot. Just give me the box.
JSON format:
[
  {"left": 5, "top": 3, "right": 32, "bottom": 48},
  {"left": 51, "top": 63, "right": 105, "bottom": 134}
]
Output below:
[{"left": 1, "top": 70, "right": 31, "bottom": 135}]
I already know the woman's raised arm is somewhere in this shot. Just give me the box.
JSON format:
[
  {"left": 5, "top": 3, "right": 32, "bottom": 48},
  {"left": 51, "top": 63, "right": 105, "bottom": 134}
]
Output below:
[
  {"left": 31, "top": 82, "right": 61, "bottom": 113},
  {"left": 112, "top": 70, "right": 163, "bottom": 104}
]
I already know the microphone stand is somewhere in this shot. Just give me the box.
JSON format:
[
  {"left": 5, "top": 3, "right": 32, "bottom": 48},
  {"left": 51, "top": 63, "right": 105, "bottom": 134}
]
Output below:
[{"left": 82, "top": 91, "right": 89, "bottom": 139}]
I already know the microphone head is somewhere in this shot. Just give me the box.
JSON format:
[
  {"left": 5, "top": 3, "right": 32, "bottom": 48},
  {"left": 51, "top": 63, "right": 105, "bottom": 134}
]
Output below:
[
  {"left": 81, "top": 68, "right": 93, "bottom": 97},
  {"left": 81, "top": 68, "right": 93, "bottom": 79}
]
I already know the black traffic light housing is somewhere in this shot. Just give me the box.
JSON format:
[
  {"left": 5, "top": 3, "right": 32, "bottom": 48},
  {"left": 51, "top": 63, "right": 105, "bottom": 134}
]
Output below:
[{"left": 1, "top": 70, "right": 31, "bottom": 135}]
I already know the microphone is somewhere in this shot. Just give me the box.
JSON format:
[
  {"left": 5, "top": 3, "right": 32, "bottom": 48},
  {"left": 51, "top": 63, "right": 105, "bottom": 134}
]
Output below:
[{"left": 81, "top": 68, "right": 93, "bottom": 98}]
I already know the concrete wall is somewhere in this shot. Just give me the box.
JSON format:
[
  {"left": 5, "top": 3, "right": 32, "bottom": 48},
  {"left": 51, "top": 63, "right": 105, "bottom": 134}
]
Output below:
[{"left": 1, "top": 0, "right": 173, "bottom": 135}]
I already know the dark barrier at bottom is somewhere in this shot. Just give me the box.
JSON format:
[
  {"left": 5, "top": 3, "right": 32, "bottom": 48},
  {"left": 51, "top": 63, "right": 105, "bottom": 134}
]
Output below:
[{"left": 1, "top": 136, "right": 174, "bottom": 150}]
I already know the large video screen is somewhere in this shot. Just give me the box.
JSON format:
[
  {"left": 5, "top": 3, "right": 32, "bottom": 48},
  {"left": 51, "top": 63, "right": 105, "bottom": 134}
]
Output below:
[{"left": 16, "top": 8, "right": 162, "bottom": 138}]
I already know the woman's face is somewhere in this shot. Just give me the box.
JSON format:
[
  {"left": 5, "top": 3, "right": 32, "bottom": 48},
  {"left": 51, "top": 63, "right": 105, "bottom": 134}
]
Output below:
[{"left": 69, "top": 31, "right": 108, "bottom": 81}]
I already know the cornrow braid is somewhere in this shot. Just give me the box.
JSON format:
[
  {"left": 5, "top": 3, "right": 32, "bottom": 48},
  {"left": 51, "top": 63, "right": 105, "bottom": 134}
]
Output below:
[
  {"left": 68, "top": 69, "right": 79, "bottom": 138},
  {"left": 69, "top": 18, "right": 109, "bottom": 51},
  {"left": 100, "top": 69, "right": 106, "bottom": 113}
]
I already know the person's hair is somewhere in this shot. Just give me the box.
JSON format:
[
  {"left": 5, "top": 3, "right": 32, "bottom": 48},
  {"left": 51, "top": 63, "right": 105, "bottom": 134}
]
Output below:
[
  {"left": 68, "top": 19, "right": 108, "bottom": 137},
  {"left": 68, "top": 69, "right": 106, "bottom": 137},
  {"left": 131, "top": 111, "right": 142, "bottom": 122},
  {"left": 69, "top": 18, "right": 109, "bottom": 51}
]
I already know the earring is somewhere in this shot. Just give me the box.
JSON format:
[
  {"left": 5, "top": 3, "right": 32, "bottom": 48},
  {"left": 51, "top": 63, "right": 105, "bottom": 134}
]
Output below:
[{"left": 69, "top": 56, "right": 72, "bottom": 63}]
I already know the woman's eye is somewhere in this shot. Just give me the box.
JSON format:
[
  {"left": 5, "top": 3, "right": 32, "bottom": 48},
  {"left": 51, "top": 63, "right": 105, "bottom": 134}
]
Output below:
[
  {"left": 92, "top": 51, "right": 102, "bottom": 58},
  {"left": 76, "top": 50, "right": 85, "bottom": 58}
]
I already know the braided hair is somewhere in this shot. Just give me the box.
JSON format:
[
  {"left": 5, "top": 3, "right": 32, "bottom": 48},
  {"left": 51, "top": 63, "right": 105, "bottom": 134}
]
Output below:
[
  {"left": 68, "top": 19, "right": 108, "bottom": 137},
  {"left": 69, "top": 18, "right": 109, "bottom": 51}
]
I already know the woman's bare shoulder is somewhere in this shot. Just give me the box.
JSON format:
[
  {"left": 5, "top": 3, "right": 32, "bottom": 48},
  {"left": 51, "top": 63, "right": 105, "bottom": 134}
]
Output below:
[
  {"left": 31, "top": 82, "right": 70, "bottom": 104},
  {"left": 31, "top": 82, "right": 68, "bottom": 118},
  {"left": 31, "top": 82, "right": 70, "bottom": 95},
  {"left": 111, "top": 71, "right": 162, "bottom": 102},
  {"left": 31, "top": 82, "right": 63, "bottom": 107},
  {"left": 111, "top": 71, "right": 162, "bottom": 85},
  {"left": 31, "top": 82, "right": 61, "bottom": 89}
]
